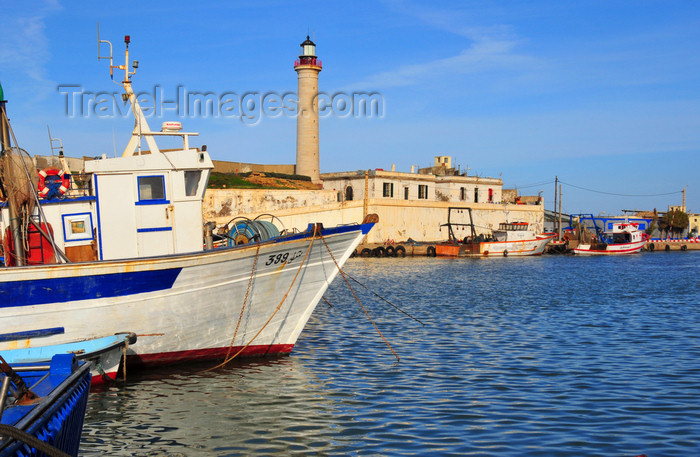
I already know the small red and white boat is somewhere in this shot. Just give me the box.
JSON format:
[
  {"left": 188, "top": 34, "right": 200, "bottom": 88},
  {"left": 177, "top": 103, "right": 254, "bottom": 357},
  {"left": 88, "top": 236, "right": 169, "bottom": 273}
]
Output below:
[{"left": 571, "top": 222, "right": 648, "bottom": 255}]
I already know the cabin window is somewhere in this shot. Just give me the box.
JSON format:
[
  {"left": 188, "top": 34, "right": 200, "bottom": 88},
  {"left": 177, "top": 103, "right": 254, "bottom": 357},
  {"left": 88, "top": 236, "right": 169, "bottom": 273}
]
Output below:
[
  {"left": 185, "top": 171, "right": 202, "bottom": 197},
  {"left": 418, "top": 185, "right": 428, "bottom": 199},
  {"left": 137, "top": 175, "right": 167, "bottom": 204},
  {"left": 383, "top": 182, "right": 394, "bottom": 198},
  {"left": 345, "top": 186, "right": 354, "bottom": 201},
  {"left": 62, "top": 213, "right": 94, "bottom": 242}
]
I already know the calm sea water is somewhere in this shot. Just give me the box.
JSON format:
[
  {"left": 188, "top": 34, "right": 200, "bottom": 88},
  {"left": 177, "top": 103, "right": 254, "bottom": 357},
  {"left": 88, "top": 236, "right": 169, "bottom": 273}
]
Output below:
[{"left": 80, "top": 253, "right": 700, "bottom": 456}]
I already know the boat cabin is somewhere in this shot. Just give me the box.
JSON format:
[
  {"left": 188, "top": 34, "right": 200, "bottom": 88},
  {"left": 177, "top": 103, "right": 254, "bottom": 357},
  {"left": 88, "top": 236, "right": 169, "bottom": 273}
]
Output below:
[
  {"left": 492, "top": 222, "right": 533, "bottom": 242},
  {"left": 604, "top": 222, "right": 643, "bottom": 244},
  {"left": 1, "top": 143, "right": 212, "bottom": 263},
  {"left": 1, "top": 36, "right": 214, "bottom": 265}
]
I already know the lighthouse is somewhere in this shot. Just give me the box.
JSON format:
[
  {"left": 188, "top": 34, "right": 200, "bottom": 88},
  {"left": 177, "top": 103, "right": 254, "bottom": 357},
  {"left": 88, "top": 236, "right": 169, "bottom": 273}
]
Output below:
[{"left": 294, "top": 36, "right": 322, "bottom": 183}]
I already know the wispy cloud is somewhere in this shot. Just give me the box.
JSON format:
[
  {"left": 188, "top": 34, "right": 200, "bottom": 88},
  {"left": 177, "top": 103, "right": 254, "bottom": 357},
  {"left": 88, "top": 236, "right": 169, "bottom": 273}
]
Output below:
[
  {"left": 0, "top": 1, "right": 62, "bottom": 89},
  {"left": 351, "top": 38, "right": 534, "bottom": 89},
  {"left": 348, "top": 1, "right": 537, "bottom": 90}
]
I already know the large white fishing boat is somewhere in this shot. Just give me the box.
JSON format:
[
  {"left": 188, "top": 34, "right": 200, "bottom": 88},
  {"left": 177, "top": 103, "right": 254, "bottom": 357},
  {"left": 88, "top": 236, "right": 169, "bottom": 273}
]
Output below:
[{"left": 0, "top": 35, "right": 373, "bottom": 371}]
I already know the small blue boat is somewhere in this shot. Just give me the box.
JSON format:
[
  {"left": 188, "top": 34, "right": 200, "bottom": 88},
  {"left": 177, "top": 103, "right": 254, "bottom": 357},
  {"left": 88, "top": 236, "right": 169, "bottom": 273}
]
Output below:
[
  {"left": 0, "top": 333, "right": 136, "bottom": 385},
  {"left": 0, "top": 354, "right": 91, "bottom": 457}
]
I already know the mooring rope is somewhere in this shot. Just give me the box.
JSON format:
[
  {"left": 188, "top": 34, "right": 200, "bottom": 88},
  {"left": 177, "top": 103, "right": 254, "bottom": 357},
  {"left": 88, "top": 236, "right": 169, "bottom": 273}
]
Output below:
[
  {"left": 0, "top": 424, "right": 71, "bottom": 457},
  {"left": 223, "top": 240, "right": 261, "bottom": 362},
  {"left": 343, "top": 273, "right": 425, "bottom": 326},
  {"left": 207, "top": 226, "right": 318, "bottom": 371},
  {"left": 319, "top": 235, "right": 400, "bottom": 362},
  {"left": 122, "top": 336, "right": 130, "bottom": 382}
]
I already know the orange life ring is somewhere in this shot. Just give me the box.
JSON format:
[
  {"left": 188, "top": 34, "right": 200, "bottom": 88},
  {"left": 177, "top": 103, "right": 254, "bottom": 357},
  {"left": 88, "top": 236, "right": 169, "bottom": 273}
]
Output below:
[{"left": 38, "top": 168, "right": 70, "bottom": 197}]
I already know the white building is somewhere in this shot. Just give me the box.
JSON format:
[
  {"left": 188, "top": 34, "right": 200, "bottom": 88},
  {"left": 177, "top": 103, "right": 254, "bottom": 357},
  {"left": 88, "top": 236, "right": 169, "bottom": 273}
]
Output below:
[{"left": 322, "top": 167, "right": 503, "bottom": 205}]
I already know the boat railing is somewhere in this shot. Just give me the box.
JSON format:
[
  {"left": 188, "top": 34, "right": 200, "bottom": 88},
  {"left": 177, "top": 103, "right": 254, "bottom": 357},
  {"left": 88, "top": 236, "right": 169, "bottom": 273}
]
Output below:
[{"left": 131, "top": 130, "right": 200, "bottom": 152}]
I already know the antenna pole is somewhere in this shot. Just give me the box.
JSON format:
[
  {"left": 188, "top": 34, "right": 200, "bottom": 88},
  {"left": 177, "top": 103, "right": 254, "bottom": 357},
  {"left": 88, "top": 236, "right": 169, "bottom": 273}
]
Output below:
[{"left": 97, "top": 30, "right": 159, "bottom": 156}]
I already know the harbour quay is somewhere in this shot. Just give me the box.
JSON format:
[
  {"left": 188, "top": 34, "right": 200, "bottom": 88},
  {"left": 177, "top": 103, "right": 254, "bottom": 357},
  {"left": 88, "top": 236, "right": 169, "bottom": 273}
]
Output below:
[{"left": 646, "top": 238, "right": 700, "bottom": 252}]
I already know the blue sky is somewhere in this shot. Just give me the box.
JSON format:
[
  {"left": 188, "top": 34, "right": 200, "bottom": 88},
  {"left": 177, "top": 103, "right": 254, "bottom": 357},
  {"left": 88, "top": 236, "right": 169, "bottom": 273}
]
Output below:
[{"left": 1, "top": 0, "right": 699, "bottom": 215}]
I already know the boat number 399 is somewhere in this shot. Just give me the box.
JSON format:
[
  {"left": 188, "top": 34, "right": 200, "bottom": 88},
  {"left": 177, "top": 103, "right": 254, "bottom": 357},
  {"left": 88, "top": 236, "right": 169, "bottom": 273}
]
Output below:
[{"left": 265, "top": 250, "right": 304, "bottom": 266}]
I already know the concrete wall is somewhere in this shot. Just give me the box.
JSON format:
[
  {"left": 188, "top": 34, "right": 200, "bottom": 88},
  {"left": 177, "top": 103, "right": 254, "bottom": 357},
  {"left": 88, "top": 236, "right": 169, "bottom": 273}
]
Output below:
[
  {"left": 203, "top": 188, "right": 544, "bottom": 244},
  {"left": 212, "top": 160, "right": 295, "bottom": 175},
  {"left": 689, "top": 213, "right": 699, "bottom": 236},
  {"left": 34, "top": 155, "right": 85, "bottom": 173}
]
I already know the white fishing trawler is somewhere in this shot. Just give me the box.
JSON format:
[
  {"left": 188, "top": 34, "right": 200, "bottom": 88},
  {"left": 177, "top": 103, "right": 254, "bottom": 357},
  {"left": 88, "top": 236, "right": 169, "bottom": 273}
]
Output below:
[
  {"left": 0, "top": 34, "right": 373, "bottom": 372},
  {"left": 570, "top": 221, "right": 647, "bottom": 255},
  {"left": 435, "top": 207, "right": 553, "bottom": 257}
]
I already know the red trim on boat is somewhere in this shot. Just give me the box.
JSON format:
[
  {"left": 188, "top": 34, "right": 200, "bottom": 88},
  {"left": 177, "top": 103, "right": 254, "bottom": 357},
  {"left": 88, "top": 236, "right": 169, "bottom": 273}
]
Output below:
[
  {"left": 88, "top": 344, "right": 295, "bottom": 385},
  {"left": 126, "top": 344, "right": 295, "bottom": 367},
  {"left": 90, "top": 370, "right": 118, "bottom": 386}
]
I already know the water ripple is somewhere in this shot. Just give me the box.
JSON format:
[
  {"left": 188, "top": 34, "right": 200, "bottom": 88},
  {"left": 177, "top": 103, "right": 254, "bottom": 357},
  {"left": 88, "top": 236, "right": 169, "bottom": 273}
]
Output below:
[{"left": 82, "top": 253, "right": 700, "bottom": 456}]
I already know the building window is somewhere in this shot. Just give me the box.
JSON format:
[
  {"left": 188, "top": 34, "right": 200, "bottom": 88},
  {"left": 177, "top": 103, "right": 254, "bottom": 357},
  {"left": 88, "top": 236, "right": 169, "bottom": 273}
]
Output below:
[
  {"left": 474, "top": 187, "right": 479, "bottom": 203},
  {"left": 418, "top": 185, "right": 428, "bottom": 199},
  {"left": 345, "top": 186, "right": 354, "bottom": 201},
  {"left": 460, "top": 187, "right": 466, "bottom": 201},
  {"left": 488, "top": 188, "right": 494, "bottom": 202},
  {"left": 383, "top": 182, "right": 394, "bottom": 198},
  {"left": 404, "top": 187, "right": 409, "bottom": 200}
]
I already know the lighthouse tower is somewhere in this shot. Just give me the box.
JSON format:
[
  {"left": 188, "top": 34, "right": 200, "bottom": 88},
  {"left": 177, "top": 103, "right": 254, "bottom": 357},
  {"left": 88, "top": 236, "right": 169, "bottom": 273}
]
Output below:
[{"left": 294, "top": 36, "right": 322, "bottom": 183}]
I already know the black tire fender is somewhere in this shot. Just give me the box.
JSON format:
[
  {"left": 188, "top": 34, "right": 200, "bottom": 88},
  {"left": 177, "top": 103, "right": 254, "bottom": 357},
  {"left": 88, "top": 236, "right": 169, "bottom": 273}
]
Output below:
[
  {"left": 426, "top": 246, "right": 436, "bottom": 257},
  {"left": 395, "top": 245, "right": 406, "bottom": 257}
]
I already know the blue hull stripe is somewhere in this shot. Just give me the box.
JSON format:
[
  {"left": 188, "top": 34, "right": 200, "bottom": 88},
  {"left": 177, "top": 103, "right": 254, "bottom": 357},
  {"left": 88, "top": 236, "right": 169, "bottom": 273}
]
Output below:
[
  {"left": 0, "top": 268, "right": 182, "bottom": 308},
  {"left": 0, "top": 327, "right": 65, "bottom": 342}
]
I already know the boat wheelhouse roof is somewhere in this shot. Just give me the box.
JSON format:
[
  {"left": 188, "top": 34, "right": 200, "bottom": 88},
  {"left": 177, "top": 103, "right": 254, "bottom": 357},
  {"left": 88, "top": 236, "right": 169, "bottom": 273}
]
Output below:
[{"left": 497, "top": 222, "right": 529, "bottom": 231}]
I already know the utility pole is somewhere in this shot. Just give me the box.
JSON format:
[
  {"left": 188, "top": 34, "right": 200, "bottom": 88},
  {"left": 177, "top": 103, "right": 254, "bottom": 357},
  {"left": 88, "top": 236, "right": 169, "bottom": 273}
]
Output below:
[
  {"left": 558, "top": 184, "right": 563, "bottom": 241},
  {"left": 553, "top": 176, "right": 558, "bottom": 238},
  {"left": 682, "top": 187, "right": 686, "bottom": 212}
]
